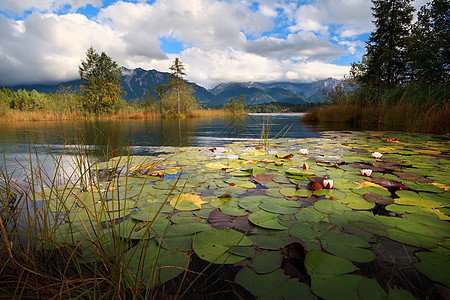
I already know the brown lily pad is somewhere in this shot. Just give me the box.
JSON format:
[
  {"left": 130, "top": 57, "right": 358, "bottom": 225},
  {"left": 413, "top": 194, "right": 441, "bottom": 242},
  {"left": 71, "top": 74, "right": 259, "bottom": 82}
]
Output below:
[
  {"left": 254, "top": 174, "right": 275, "bottom": 185},
  {"left": 349, "top": 163, "right": 384, "bottom": 172},
  {"left": 208, "top": 209, "right": 254, "bottom": 231},
  {"left": 369, "top": 178, "right": 408, "bottom": 191},
  {"left": 393, "top": 171, "right": 433, "bottom": 183},
  {"left": 275, "top": 153, "right": 294, "bottom": 159},
  {"left": 363, "top": 193, "right": 394, "bottom": 205}
]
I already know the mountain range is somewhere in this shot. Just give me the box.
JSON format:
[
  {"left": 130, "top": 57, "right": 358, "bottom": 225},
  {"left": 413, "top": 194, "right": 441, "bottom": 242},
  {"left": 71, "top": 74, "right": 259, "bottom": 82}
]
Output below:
[{"left": 5, "top": 68, "right": 341, "bottom": 106}]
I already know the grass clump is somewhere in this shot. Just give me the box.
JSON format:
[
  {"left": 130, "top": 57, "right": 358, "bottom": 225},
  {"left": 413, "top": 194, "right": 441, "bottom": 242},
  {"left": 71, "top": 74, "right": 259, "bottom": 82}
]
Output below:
[{"left": 303, "top": 82, "right": 449, "bottom": 134}]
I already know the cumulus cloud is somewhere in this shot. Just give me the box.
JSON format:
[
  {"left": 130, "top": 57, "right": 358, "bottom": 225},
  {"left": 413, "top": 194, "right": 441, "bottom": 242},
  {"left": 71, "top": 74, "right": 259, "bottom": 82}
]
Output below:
[
  {"left": 243, "top": 31, "right": 344, "bottom": 61},
  {"left": 177, "top": 47, "right": 350, "bottom": 88},
  {"left": 0, "top": 12, "right": 123, "bottom": 85},
  {"left": 0, "top": 0, "right": 369, "bottom": 87}
]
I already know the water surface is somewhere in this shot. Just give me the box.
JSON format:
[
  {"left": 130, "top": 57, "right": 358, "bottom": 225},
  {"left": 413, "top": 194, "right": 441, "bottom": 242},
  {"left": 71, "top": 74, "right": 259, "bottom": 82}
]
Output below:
[{"left": 1, "top": 113, "right": 339, "bottom": 183}]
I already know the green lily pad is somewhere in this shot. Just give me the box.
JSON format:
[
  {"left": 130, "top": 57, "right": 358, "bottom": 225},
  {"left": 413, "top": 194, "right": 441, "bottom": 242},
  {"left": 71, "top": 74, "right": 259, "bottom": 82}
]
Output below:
[
  {"left": 248, "top": 210, "right": 288, "bottom": 230},
  {"left": 314, "top": 199, "right": 348, "bottom": 215},
  {"left": 193, "top": 228, "right": 253, "bottom": 264},
  {"left": 311, "top": 274, "right": 363, "bottom": 300},
  {"left": 235, "top": 267, "right": 315, "bottom": 300},
  {"left": 249, "top": 250, "right": 283, "bottom": 274},
  {"left": 356, "top": 278, "right": 387, "bottom": 299},
  {"left": 414, "top": 251, "right": 450, "bottom": 287},
  {"left": 123, "top": 240, "right": 189, "bottom": 289},
  {"left": 320, "top": 232, "right": 375, "bottom": 263},
  {"left": 305, "top": 250, "right": 358, "bottom": 276},
  {"left": 295, "top": 206, "right": 329, "bottom": 222},
  {"left": 259, "top": 198, "right": 301, "bottom": 214}
]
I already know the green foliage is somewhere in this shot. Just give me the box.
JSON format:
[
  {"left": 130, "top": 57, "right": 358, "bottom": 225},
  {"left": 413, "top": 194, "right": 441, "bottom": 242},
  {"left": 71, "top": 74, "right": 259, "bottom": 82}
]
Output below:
[
  {"left": 0, "top": 86, "right": 83, "bottom": 114},
  {"left": 361, "top": 0, "right": 415, "bottom": 89},
  {"left": 156, "top": 58, "right": 198, "bottom": 116},
  {"left": 352, "top": 0, "right": 448, "bottom": 90},
  {"left": 408, "top": 0, "right": 449, "bottom": 84},
  {"left": 321, "top": 84, "right": 348, "bottom": 105},
  {"left": 79, "top": 46, "right": 124, "bottom": 113},
  {"left": 226, "top": 94, "right": 246, "bottom": 114}
]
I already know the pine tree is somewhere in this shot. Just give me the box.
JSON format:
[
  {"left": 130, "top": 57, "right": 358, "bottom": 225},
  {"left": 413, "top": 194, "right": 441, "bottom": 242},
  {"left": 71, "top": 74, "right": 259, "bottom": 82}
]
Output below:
[
  {"left": 158, "top": 58, "right": 198, "bottom": 116},
  {"left": 169, "top": 58, "right": 187, "bottom": 115},
  {"left": 409, "top": 0, "right": 449, "bottom": 84},
  {"left": 79, "top": 46, "right": 124, "bottom": 113},
  {"left": 363, "top": 0, "right": 415, "bottom": 90}
]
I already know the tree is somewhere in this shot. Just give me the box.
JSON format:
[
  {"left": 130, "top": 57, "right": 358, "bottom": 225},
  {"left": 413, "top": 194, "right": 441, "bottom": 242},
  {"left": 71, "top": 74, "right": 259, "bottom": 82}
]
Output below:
[
  {"left": 361, "top": 0, "right": 415, "bottom": 89},
  {"left": 79, "top": 46, "right": 124, "bottom": 113},
  {"left": 169, "top": 58, "right": 187, "bottom": 115},
  {"left": 226, "top": 94, "right": 246, "bottom": 114},
  {"left": 158, "top": 58, "right": 198, "bottom": 116},
  {"left": 408, "top": 0, "right": 449, "bottom": 84}
]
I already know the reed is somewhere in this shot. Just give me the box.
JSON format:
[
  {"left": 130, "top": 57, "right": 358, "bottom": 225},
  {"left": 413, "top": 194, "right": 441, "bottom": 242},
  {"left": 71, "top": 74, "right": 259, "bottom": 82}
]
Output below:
[
  {"left": 0, "top": 108, "right": 237, "bottom": 122},
  {"left": 303, "top": 83, "right": 449, "bottom": 134},
  {"left": 0, "top": 129, "right": 249, "bottom": 298}
]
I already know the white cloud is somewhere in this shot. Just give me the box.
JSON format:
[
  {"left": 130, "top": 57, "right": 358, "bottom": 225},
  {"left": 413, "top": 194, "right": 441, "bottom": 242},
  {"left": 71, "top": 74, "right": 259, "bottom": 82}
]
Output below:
[
  {"left": 177, "top": 47, "right": 349, "bottom": 88},
  {"left": 0, "top": 12, "right": 123, "bottom": 85},
  {"left": 242, "top": 31, "right": 344, "bottom": 61},
  {"left": 0, "top": 0, "right": 368, "bottom": 87},
  {"left": 0, "top": 0, "right": 102, "bottom": 16}
]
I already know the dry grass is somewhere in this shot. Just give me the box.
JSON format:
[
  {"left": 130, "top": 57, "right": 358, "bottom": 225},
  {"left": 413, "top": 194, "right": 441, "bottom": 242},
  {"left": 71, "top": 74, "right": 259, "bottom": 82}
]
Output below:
[
  {"left": 188, "top": 109, "right": 231, "bottom": 118},
  {"left": 0, "top": 111, "right": 87, "bottom": 121},
  {"left": 0, "top": 109, "right": 234, "bottom": 122}
]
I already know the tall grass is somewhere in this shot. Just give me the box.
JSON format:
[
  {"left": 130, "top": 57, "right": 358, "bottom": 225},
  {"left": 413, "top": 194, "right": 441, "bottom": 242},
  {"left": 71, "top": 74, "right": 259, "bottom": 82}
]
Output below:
[
  {"left": 0, "top": 140, "right": 179, "bottom": 298},
  {"left": 303, "top": 83, "right": 449, "bottom": 134}
]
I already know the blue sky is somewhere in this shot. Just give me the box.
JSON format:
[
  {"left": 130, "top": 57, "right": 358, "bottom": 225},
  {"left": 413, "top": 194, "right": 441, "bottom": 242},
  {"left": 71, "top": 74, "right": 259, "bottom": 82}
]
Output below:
[{"left": 0, "top": 0, "right": 428, "bottom": 88}]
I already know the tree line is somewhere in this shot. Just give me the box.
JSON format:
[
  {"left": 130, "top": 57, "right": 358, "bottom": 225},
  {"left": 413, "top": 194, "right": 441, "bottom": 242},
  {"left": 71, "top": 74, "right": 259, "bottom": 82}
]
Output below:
[{"left": 351, "top": 0, "right": 448, "bottom": 90}]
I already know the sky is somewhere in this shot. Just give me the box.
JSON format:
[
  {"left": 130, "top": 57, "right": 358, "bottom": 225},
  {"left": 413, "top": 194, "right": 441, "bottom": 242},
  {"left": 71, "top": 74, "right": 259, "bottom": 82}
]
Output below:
[{"left": 0, "top": 0, "right": 429, "bottom": 89}]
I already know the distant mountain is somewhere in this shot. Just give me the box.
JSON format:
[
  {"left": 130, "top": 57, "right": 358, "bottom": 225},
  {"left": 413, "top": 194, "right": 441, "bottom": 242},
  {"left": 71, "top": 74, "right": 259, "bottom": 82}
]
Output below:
[
  {"left": 210, "top": 83, "right": 308, "bottom": 105},
  {"left": 4, "top": 68, "right": 342, "bottom": 106},
  {"left": 120, "top": 68, "right": 224, "bottom": 105},
  {"left": 5, "top": 67, "right": 222, "bottom": 105}
]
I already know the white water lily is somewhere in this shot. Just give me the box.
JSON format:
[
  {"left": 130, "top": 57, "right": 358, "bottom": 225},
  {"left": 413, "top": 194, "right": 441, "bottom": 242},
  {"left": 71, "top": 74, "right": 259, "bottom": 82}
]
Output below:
[
  {"left": 299, "top": 149, "right": 309, "bottom": 155},
  {"left": 303, "top": 162, "right": 309, "bottom": 170},
  {"left": 322, "top": 179, "right": 334, "bottom": 189},
  {"left": 371, "top": 152, "right": 383, "bottom": 159},
  {"left": 360, "top": 169, "right": 373, "bottom": 176}
]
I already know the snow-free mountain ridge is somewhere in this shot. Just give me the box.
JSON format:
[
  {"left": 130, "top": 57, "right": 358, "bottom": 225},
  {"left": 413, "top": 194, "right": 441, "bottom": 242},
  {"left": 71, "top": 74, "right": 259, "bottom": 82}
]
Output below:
[{"left": 4, "top": 68, "right": 341, "bottom": 106}]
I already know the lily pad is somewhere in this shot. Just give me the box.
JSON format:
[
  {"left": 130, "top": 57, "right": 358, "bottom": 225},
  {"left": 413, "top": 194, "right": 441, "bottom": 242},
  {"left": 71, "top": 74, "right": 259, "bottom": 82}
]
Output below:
[
  {"left": 248, "top": 210, "right": 288, "bottom": 230},
  {"left": 235, "top": 267, "right": 315, "bottom": 300},
  {"left": 170, "top": 193, "right": 207, "bottom": 211},
  {"left": 193, "top": 228, "right": 253, "bottom": 264},
  {"left": 363, "top": 193, "right": 394, "bottom": 205},
  {"left": 305, "top": 250, "right": 358, "bottom": 276},
  {"left": 208, "top": 209, "right": 253, "bottom": 231},
  {"left": 414, "top": 251, "right": 450, "bottom": 287},
  {"left": 320, "top": 232, "right": 375, "bottom": 263}
]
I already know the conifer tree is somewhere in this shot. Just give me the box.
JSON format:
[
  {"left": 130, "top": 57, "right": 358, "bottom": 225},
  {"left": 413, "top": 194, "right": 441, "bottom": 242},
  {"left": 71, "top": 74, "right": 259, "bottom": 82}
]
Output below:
[
  {"left": 409, "top": 0, "right": 449, "bottom": 84},
  {"left": 362, "top": 0, "right": 415, "bottom": 89}
]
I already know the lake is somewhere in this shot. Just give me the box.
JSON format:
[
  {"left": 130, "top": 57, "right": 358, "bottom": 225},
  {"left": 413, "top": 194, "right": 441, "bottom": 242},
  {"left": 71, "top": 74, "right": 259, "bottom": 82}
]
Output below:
[
  {"left": 0, "top": 113, "right": 337, "bottom": 183},
  {"left": 1, "top": 113, "right": 449, "bottom": 299}
]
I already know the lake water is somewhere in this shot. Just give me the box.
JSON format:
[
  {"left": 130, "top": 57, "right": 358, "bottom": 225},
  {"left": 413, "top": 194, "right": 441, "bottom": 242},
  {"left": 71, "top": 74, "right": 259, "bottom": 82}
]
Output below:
[{"left": 0, "top": 113, "right": 340, "bottom": 184}]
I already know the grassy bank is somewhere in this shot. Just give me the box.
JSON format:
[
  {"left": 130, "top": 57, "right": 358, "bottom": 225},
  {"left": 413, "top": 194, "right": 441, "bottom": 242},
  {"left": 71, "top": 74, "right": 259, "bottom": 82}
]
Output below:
[
  {"left": 0, "top": 107, "right": 235, "bottom": 122},
  {"left": 303, "top": 83, "right": 449, "bottom": 134},
  {"left": 0, "top": 87, "right": 240, "bottom": 122}
]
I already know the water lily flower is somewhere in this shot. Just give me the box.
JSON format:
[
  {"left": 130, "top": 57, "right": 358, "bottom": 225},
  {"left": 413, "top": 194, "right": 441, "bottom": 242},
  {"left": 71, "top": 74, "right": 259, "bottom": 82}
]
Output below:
[
  {"left": 360, "top": 169, "right": 373, "bottom": 176},
  {"left": 371, "top": 152, "right": 383, "bottom": 159},
  {"left": 300, "top": 149, "right": 309, "bottom": 155},
  {"left": 322, "top": 179, "right": 334, "bottom": 189},
  {"left": 303, "top": 162, "right": 309, "bottom": 170}
]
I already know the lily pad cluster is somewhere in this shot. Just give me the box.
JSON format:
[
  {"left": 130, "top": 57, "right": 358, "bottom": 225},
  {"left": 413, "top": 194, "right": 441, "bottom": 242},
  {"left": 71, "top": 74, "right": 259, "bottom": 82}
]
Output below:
[{"left": 37, "top": 131, "right": 449, "bottom": 298}]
